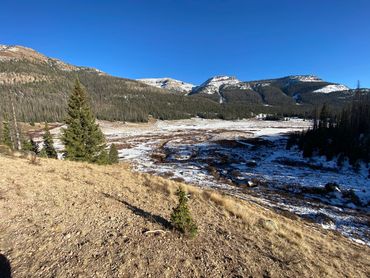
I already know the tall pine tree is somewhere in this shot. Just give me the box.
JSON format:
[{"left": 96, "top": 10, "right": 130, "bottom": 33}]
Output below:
[
  {"left": 43, "top": 122, "right": 58, "bottom": 158},
  {"left": 62, "top": 80, "right": 108, "bottom": 164}
]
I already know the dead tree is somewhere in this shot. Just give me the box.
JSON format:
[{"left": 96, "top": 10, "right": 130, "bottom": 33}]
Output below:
[{"left": 9, "top": 92, "right": 21, "bottom": 150}]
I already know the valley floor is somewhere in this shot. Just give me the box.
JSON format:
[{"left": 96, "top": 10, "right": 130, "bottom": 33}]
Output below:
[
  {"left": 31, "top": 118, "right": 370, "bottom": 245},
  {"left": 0, "top": 155, "right": 369, "bottom": 277},
  {"left": 96, "top": 118, "right": 369, "bottom": 245}
]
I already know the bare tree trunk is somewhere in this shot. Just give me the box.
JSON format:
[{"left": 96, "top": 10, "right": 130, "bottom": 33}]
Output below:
[{"left": 10, "top": 93, "right": 21, "bottom": 151}]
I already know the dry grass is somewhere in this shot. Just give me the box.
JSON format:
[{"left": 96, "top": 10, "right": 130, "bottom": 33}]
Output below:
[{"left": 0, "top": 154, "right": 369, "bottom": 277}]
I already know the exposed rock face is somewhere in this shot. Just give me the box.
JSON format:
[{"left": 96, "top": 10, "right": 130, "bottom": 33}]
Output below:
[{"left": 0, "top": 72, "right": 50, "bottom": 85}]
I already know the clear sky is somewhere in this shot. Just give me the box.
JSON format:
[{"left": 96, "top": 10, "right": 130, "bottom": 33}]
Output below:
[{"left": 1, "top": 0, "right": 369, "bottom": 87}]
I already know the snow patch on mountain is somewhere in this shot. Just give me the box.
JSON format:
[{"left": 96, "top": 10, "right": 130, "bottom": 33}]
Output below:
[
  {"left": 192, "top": 76, "right": 241, "bottom": 95},
  {"left": 236, "top": 83, "right": 252, "bottom": 90},
  {"left": 137, "top": 78, "right": 195, "bottom": 93},
  {"left": 314, "top": 84, "right": 349, "bottom": 93},
  {"left": 190, "top": 76, "right": 242, "bottom": 103},
  {"left": 289, "top": 75, "right": 323, "bottom": 82}
]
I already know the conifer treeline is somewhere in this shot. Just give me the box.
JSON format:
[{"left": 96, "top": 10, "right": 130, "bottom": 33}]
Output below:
[
  {"left": 0, "top": 79, "right": 119, "bottom": 165},
  {"left": 0, "top": 60, "right": 354, "bottom": 123},
  {"left": 288, "top": 92, "right": 370, "bottom": 167}
]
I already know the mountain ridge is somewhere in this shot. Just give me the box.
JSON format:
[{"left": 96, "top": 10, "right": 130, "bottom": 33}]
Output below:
[
  {"left": 140, "top": 74, "right": 351, "bottom": 98},
  {"left": 0, "top": 44, "right": 366, "bottom": 122}
]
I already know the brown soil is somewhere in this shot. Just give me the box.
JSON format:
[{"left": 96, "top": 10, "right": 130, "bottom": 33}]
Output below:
[{"left": 0, "top": 155, "right": 369, "bottom": 277}]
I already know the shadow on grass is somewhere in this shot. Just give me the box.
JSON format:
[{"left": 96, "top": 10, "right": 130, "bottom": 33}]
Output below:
[
  {"left": 101, "top": 192, "right": 172, "bottom": 229},
  {"left": 0, "top": 254, "right": 12, "bottom": 278}
]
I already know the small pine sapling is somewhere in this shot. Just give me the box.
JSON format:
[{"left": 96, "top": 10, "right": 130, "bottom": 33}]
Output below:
[
  {"left": 108, "top": 144, "right": 119, "bottom": 164},
  {"left": 170, "top": 187, "right": 198, "bottom": 238},
  {"left": 43, "top": 123, "right": 58, "bottom": 159}
]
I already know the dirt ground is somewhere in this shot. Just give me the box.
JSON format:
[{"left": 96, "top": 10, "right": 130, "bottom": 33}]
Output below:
[{"left": 0, "top": 155, "right": 369, "bottom": 277}]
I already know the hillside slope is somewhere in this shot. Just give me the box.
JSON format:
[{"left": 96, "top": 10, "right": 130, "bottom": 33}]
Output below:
[
  {"left": 0, "top": 45, "right": 220, "bottom": 122},
  {"left": 0, "top": 155, "right": 369, "bottom": 277}
]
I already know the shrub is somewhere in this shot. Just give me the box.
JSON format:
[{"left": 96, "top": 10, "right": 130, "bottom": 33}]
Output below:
[
  {"left": 28, "top": 152, "right": 40, "bottom": 165},
  {"left": 0, "top": 144, "right": 12, "bottom": 155},
  {"left": 38, "top": 148, "right": 48, "bottom": 158},
  {"left": 170, "top": 187, "right": 198, "bottom": 238}
]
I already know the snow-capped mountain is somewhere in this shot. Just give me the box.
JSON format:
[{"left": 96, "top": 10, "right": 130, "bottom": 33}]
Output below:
[
  {"left": 137, "top": 78, "right": 195, "bottom": 93},
  {"left": 191, "top": 76, "right": 241, "bottom": 95},
  {"left": 187, "top": 74, "right": 353, "bottom": 105}
]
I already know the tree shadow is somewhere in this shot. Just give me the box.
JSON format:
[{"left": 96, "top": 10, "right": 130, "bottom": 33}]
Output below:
[
  {"left": 101, "top": 192, "right": 172, "bottom": 229},
  {"left": 0, "top": 254, "right": 12, "bottom": 278}
]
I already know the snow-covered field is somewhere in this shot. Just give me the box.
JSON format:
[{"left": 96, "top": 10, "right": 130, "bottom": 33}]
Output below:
[{"left": 50, "top": 118, "right": 370, "bottom": 245}]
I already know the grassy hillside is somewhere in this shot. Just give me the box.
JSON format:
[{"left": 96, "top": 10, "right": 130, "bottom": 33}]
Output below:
[{"left": 0, "top": 154, "right": 369, "bottom": 277}]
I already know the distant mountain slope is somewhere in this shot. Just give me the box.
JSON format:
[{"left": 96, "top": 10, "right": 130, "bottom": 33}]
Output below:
[
  {"left": 0, "top": 44, "right": 366, "bottom": 122},
  {"left": 0, "top": 45, "right": 104, "bottom": 73},
  {"left": 0, "top": 45, "right": 220, "bottom": 122}
]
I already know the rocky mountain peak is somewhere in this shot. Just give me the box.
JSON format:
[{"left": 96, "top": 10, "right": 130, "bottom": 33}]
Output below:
[
  {"left": 192, "top": 75, "right": 241, "bottom": 95},
  {"left": 137, "top": 78, "right": 195, "bottom": 93}
]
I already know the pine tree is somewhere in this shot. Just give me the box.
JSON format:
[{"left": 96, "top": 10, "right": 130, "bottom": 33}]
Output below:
[
  {"left": 22, "top": 137, "right": 33, "bottom": 152},
  {"left": 1, "top": 120, "right": 12, "bottom": 149},
  {"left": 30, "top": 138, "right": 39, "bottom": 155},
  {"left": 43, "top": 122, "right": 57, "bottom": 158},
  {"left": 62, "top": 80, "right": 107, "bottom": 163},
  {"left": 39, "top": 148, "right": 48, "bottom": 158},
  {"left": 95, "top": 148, "right": 109, "bottom": 165},
  {"left": 22, "top": 137, "right": 39, "bottom": 154},
  {"left": 108, "top": 144, "right": 119, "bottom": 164},
  {"left": 170, "top": 187, "right": 198, "bottom": 238},
  {"left": 319, "top": 103, "right": 329, "bottom": 129}
]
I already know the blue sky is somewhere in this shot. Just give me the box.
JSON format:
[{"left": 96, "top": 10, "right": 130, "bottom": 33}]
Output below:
[{"left": 1, "top": 0, "right": 369, "bottom": 87}]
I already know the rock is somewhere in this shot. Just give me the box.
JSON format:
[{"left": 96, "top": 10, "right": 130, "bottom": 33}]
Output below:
[
  {"left": 325, "top": 182, "right": 340, "bottom": 193},
  {"left": 342, "top": 189, "right": 362, "bottom": 206},
  {"left": 314, "top": 213, "right": 335, "bottom": 226},
  {"left": 247, "top": 181, "right": 255, "bottom": 187},
  {"left": 246, "top": 160, "right": 257, "bottom": 167},
  {"left": 258, "top": 218, "right": 278, "bottom": 232},
  {"left": 12, "top": 151, "right": 23, "bottom": 158}
]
